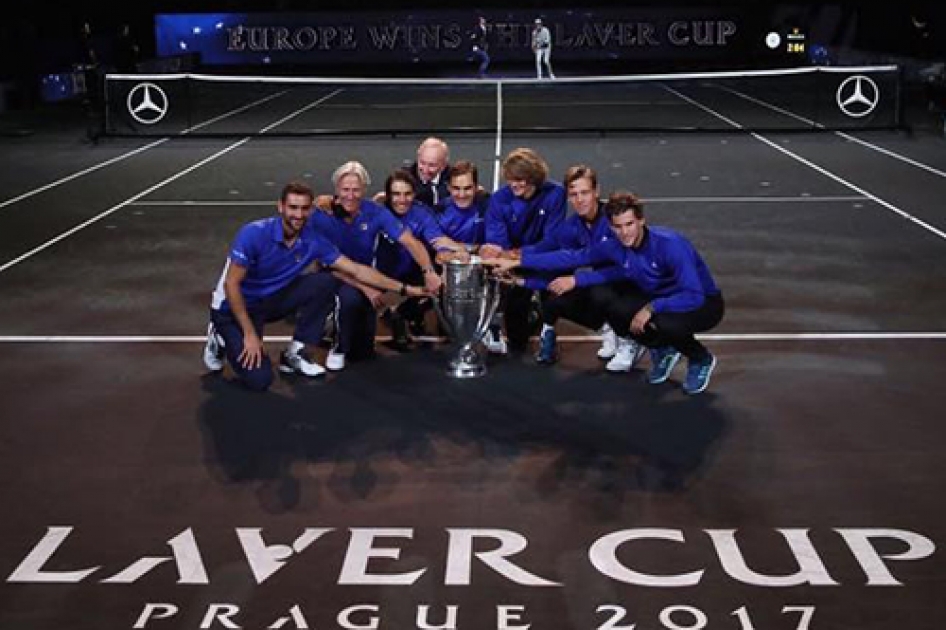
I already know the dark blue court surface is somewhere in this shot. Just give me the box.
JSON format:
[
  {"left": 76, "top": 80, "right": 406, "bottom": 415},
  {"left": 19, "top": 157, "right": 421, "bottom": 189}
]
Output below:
[{"left": 1, "top": 77, "right": 946, "bottom": 630}]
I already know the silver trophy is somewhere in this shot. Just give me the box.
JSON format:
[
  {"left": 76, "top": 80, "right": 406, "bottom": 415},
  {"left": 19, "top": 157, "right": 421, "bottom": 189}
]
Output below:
[{"left": 435, "top": 256, "right": 502, "bottom": 378}]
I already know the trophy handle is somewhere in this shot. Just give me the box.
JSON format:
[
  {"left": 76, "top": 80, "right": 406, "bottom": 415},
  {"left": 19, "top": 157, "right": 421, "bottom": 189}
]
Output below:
[
  {"left": 474, "top": 274, "right": 502, "bottom": 345},
  {"left": 433, "top": 288, "right": 455, "bottom": 340}
]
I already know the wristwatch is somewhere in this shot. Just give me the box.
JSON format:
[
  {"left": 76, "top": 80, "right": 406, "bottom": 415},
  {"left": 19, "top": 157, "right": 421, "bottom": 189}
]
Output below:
[
  {"left": 422, "top": 267, "right": 436, "bottom": 275},
  {"left": 399, "top": 283, "right": 408, "bottom": 296}
]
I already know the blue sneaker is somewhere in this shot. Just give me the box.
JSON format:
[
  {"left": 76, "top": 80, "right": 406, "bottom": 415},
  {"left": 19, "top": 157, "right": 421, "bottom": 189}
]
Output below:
[
  {"left": 647, "top": 346, "right": 682, "bottom": 384},
  {"left": 535, "top": 328, "right": 558, "bottom": 364},
  {"left": 683, "top": 353, "right": 717, "bottom": 395}
]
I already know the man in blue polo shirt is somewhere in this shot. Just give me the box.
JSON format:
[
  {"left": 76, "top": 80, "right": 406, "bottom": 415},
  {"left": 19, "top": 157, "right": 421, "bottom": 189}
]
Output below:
[
  {"left": 312, "top": 161, "right": 442, "bottom": 371},
  {"left": 485, "top": 190, "right": 724, "bottom": 395},
  {"left": 480, "top": 147, "right": 566, "bottom": 353},
  {"left": 203, "top": 180, "right": 428, "bottom": 391},
  {"left": 437, "top": 159, "right": 489, "bottom": 252},
  {"left": 374, "top": 168, "right": 463, "bottom": 349}
]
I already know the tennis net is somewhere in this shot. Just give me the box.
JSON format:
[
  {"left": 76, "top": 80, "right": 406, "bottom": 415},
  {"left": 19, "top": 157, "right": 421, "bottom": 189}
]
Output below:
[{"left": 103, "top": 65, "right": 903, "bottom": 137}]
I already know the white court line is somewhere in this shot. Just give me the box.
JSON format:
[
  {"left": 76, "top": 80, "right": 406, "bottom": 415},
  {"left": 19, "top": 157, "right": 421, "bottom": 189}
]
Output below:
[
  {"left": 0, "top": 90, "right": 299, "bottom": 212},
  {"left": 720, "top": 86, "right": 946, "bottom": 180},
  {"left": 0, "top": 91, "right": 345, "bottom": 275},
  {"left": 127, "top": 195, "right": 869, "bottom": 208},
  {"left": 0, "top": 141, "right": 250, "bottom": 275},
  {"left": 641, "top": 196, "right": 868, "bottom": 203},
  {"left": 663, "top": 85, "right": 946, "bottom": 242},
  {"left": 0, "top": 140, "right": 169, "bottom": 209},
  {"left": 1, "top": 332, "right": 945, "bottom": 343}
]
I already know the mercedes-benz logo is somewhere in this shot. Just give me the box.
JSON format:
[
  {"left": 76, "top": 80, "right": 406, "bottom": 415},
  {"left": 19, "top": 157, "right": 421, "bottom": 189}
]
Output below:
[
  {"left": 126, "top": 82, "right": 169, "bottom": 125},
  {"left": 836, "top": 75, "right": 880, "bottom": 118}
]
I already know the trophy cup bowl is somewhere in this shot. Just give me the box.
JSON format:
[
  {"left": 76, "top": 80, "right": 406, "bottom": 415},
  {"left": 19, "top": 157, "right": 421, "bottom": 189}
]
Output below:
[{"left": 434, "top": 256, "right": 502, "bottom": 378}]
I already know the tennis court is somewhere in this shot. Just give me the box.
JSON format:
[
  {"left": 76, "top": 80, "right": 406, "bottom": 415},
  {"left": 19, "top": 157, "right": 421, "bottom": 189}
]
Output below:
[{"left": 1, "top": 68, "right": 945, "bottom": 630}]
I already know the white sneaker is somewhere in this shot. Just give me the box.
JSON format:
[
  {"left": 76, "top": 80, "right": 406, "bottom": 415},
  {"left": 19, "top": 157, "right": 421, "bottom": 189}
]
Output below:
[
  {"left": 202, "top": 322, "right": 225, "bottom": 372},
  {"left": 605, "top": 337, "right": 646, "bottom": 373},
  {"left": 484, "top": 328, "right": 508, "bottom": 355},
  {"left": 326, "top": 350, "right": 346, "bottom": 371},
  {"left": 596, "top": 324, "right": 617, "bottom": 360},
  {"left": 279, "top": 348, "right": 326, "bottom": 377}
]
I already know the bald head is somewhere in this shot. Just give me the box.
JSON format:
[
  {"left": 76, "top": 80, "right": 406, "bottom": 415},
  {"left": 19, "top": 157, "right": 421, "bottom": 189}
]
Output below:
[{"left": 416, "top": 137, "right": 450, "bottom": 183}]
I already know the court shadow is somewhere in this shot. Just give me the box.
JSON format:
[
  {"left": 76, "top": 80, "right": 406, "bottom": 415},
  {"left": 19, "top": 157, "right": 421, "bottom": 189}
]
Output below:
[{"left": 197, "top": 346, "right": 729, "bottom": 512}]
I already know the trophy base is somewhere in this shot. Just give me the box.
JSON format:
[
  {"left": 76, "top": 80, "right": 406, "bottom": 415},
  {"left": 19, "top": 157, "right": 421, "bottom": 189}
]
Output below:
[
  {"left": 446, "top": 346, "right": 488, "bottom": 379},
  {"left": 446, "top": 360, "right": 488, "bottom": 379}
]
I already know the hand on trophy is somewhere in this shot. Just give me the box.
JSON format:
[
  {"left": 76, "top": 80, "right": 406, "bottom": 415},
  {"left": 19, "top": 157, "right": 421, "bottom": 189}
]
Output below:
[
  {"left": 480, "top": 257, "right": 520, "bottom": 273},
  {"left": 422, "top": 268, "right": 443, "bottom": 294},
  {"left": 406, "top": 284, "right": 433, "bottom": 298},
  {"left": 479, "top": 243, "right": 503, "bottom": 259},
  {"left": 492, "top": 270, "right": 523, "bottom": 287}
]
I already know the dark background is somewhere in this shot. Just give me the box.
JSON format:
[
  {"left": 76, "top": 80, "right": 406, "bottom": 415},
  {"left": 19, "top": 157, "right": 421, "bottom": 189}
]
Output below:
[{"left": 1, "top": 1, "right": 943, "bottom": 111}]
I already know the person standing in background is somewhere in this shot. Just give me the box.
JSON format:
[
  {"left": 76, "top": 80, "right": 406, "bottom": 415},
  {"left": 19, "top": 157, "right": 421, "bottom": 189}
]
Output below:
[
  {"left": 531, "top": 18, "right": 555, "bottom": 80},
  {"left": 470, "top": 16, "right": 490, "bottom": 78}
]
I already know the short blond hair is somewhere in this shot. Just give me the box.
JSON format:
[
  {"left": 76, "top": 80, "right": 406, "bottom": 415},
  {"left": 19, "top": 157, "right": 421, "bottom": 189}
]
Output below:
[{"left": 331, "top": 161, "right": 370, "bottom": 189}]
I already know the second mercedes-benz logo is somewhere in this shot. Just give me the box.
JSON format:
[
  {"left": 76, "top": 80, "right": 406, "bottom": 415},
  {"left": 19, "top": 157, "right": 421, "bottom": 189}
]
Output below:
[{"left": 836, "top": 75, "right": 880, "bottom": 118}]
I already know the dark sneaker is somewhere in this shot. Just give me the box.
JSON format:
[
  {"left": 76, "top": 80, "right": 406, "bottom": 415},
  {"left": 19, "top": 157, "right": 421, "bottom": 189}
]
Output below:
[
  {"left": 386, "top": 311, "right": 411, "bottom": 352},
  {"left": 534, "top": 328, "right": 558, "bottom": 364},
  {"left": 202, "top": 322, "right": 225, "bottom": 372},
  {"left": 683, "top": 353, "right": 717, "bottom": 395},
  {"left": 408, "top": 315, "right": 428, "bottom": 338},
  {"left": 647, "top": 346, "right": 682, "bottom": 384},
  {"left": 279, "top": 349, "right": 326, "bottom": 377}
]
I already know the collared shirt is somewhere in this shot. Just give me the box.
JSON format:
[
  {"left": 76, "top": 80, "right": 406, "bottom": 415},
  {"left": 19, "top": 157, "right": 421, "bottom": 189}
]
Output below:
[
  {"left": 521, "top": 226, "right": 720, "bottom": 313},
  {"left": 533, "top": 26, "right": 551, "bottom": 49},
  {"left": 485, "top": 180, "right": 567, "bottom": 249},
  {"left": 375, "top": 201, "right": 445, "bottom": 280},
  {"left": 438, "top": 193, "right": 488, "bottom": 246},
  {"left": 211, "top": 216, "right": 341, "bottom": 311},
  {"left": 409, "top": 162, "right": 452, "bottom": 212},
  {"left": 310, "top": 199, "right": 405, "bottom": 265}
]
